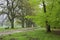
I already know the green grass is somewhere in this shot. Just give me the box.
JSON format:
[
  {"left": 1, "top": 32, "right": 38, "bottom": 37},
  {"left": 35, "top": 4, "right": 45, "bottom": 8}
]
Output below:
[
  {"left": 1, "top": 29, "right": 60, "bottom": 40},
  {"left": 0, "top": 28, "right": 23, "bottom": 32}
]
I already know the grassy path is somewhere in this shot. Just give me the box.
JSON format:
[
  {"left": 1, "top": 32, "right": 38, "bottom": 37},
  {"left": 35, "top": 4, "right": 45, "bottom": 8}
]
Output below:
[{"left": 0, "top": 27, "right": 44, "bottom": 36}]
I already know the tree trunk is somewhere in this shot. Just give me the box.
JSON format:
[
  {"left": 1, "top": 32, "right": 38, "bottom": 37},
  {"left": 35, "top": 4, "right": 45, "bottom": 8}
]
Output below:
[
  {"left": 46, "top": 21, "right": 51, "bottom": 32},
  {"left": 11, "top": 19, "right": 14, "bottom": 29},
  {"left": 43, "top": 0, "right": 51, "bottom": 32},
  {"left": 26, "top": 20, "right": 28, "bottom": 27},
  {"left": 26, "top": 19, "right": 32, "bottom": 27},
  {"left": 21, "top": 18, "right": 25, "bottom": 28}
]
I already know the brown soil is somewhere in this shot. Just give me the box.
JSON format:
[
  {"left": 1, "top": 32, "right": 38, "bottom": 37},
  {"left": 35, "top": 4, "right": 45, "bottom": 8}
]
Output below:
[{"left": 52, "top": 29, "right": 60, "bottom": 35}]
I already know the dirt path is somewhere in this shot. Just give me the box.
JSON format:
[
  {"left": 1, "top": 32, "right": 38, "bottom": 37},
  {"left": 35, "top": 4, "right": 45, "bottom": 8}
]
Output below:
[
  {"left": 52, "top": 29, "right": 60, "bottom": 35},
  {"left": 0, "top": 27, "right": 40, "bottom": 36}
]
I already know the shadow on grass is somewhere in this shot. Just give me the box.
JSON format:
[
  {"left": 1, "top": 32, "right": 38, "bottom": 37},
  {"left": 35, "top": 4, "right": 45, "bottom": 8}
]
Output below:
[{"left": 51, "top": 29, "right": 60, "bottom": 35}]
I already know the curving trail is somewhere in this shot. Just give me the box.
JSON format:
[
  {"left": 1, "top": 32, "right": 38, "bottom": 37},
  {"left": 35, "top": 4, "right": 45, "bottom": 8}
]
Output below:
[{"left": 0, "top": 27, "right": 42, "bottom": 36}]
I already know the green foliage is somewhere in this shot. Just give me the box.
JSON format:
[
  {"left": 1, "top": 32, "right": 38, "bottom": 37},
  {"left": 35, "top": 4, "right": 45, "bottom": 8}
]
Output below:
[
  {"left": 29, "top": 0, "right": 60, "bottom": 28},
  {"left": 1, "top": 0, "right": 60, "bottom": 28},
  {"left": 46, "top": 0, "right": 60, "bottom": 27},
  {"left": 28, "top": 0, "right": 46, "bottom": 27}
]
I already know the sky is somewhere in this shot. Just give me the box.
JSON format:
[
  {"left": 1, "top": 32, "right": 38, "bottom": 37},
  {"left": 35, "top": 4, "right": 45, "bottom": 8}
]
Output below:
[{"left": 0, "top": 0, "right": 6, "bottom": 11}]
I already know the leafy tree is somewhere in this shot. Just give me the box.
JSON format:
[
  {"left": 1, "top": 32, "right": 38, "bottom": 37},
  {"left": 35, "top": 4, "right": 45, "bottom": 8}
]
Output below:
[
  {"left": 6, "top": 0, "right": 16, "bottom": 28},
  {"left": 42, "top": 0, "right": 51, "bottom": 32},
  {"left": 28, "top": 0, "right": 60, "bottom": 32},
  {"left": 17, "top": 0, "right": 36, "bottom": 28}
]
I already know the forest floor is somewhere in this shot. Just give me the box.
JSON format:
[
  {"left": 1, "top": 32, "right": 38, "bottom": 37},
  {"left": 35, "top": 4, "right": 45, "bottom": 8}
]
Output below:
[
  {"left": 0, "top": 27, "right": 60, "bottom": 36},
  {"left": 0, "top": 28, "right": 60, "bottom": 40},
  {"left": 0, "top": 27, "right": 45, "bottom": 36},
  {"left": 52, "top": 29, "right": 60, "bottom": 35}
]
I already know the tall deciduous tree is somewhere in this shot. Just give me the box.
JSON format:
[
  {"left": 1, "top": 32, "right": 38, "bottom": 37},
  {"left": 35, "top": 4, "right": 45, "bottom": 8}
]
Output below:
[
  {"left": 42, "top": 0, "right": 51, "bottom": 32},
  {"left": 6, "top": 0, "right": 18, "bottom": 28}
]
